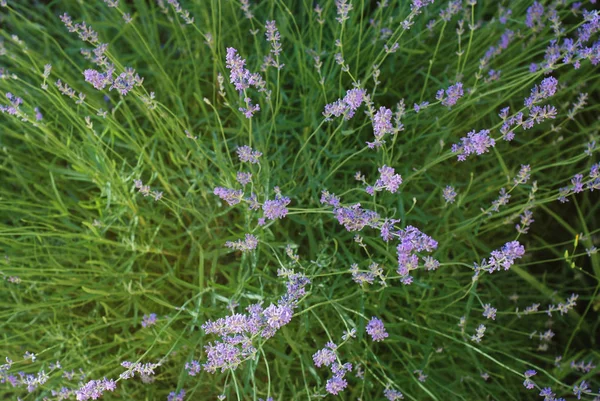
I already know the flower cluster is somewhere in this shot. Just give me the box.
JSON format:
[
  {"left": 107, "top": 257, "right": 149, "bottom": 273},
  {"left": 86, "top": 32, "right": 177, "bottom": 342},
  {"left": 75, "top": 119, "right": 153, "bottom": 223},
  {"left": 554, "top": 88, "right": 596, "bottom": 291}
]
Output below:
[
  {"left": 366, "top": 317, "right": 389, "bottom": 342},
  {"left": 141, "top": 313, "right": 158, "bottom": 328},
  {"left": 474, "top": 241, "right": 525, "bottom": 277},
  {"left": 225, "top": 234, "right": 258, "bottom": 252},
  {"left": 119, "top": 361, "right": 161, "bottom": 381},
  {"left": 436, "top": 82, "right": 464, "bottom": 108},
  {"left": 522, "top": 369, "right": 536, "bottom": 390},
  {"left": 396, "top": 226, "right": 438, "bottom": 285},
  {"left": 196, "top": 270, "right": 310, "bottom": 373},
  {"left": 313, "top": 342, "right": 353, "bottom": 395},
  {"left": 263, "top": 189, "right": 291, "bottom": 220},
  {"left": 366, "top": 165, "right": 403, "bottom": 195},
  {"left": 452, "top": 129, "right": 496, "bottom": 161},
  {"left": 225, "top": 48, "right": 266, "bottom": 118},
  {"left": 75, "top": 378, "right": 117, "bottom": 401},
  {"left": 237, "top": 145, "right": 262, "bottom": 164},
  {"left": 323, "top": 88, "right": 367, "bottom": 121},
  {"left": 134, "top": 179, "right": 163, "bottom": 201}
]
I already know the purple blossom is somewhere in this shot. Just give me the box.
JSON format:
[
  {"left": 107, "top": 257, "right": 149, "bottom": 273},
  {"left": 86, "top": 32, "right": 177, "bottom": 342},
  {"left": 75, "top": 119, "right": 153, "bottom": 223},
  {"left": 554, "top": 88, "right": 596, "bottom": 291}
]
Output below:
[
  {"left": 370, "top": 106, "right": 393, "bottom": 148},
  {"left": 333, "top": 204, "right": 379, "bottom": 232},
  {"left": 236, "top": 145, "right": 262, "bottom": 164},
  {"left": 265, "top": 20, "right": 282, "bottom": 58},
  {"left": 141, "top": 313, "right": 157, "bottom": 328},
  {"left": 323, "top": 88, "right": 366, "bottom": 120},
  {"left": 75, "top": 378, "right": 116, "bottom": 401},
  {"left": 167, "top": 389, "right": 185, "bottom": 401},
  {"left": 483, "top": 241, "right": 525, "bottom": 273},
  {"left": 452, "top": 129, "right": 496, "bottom": 161},
  {"left": 371, "top": 165, "right": 403, "bottom": 194},
  {"left": 436, "top": 82, "right": 464, "bottom": 108},
  {"left": 573, "top": 380, "right": 591, "bottom": 399},
  {"left": 523, "top": 369, "right": 537, "bottom": 390},
  {"left": 214, "top": 187, "right": 243, "bottom": 206},
  {"left": 384, "top": 389, "right": 404, "bottom": 401},
  {"left": 263, "top": 193, "right": 290, "bottom": 220},
  {"left": 225, "top": 234, "right": 258, "bottom": 252},
  {"left": 313, "top": 347, "right": 336, "bottom": 367},
  {"left": 514, "top": 165, "right": 531, "bottom": 185},
  {"left": 525, "top": 2, "right": 544, "bottom": 31},
  {"left": 443, "top": 186, "right": 457, "bottom": 203},
  {"left": 185, "top": 360, "right": 201, "bottom": 376},
  {"left": 524, "top": 77, "right": 558, "bottom": 109},
  {"left": 236, "top": 171, "right": 252, "bottom": 185},
  {"left": 320, "top": 190, "right": 341, "bottom": 207},
  {"left": 482, "top": 304, "right": 497, "bottom": 320},
  {"left": 325, "top": 375, "right": 348, "bottom": 395},
  {"left": 366, "top": 317, "right": 388, "bottom": 342},
  {"left": 571, "top": 174, "right": 584, "bottom": 193},
  {"left": 83, "top": 69, "right": 111, "bottom": 90}
]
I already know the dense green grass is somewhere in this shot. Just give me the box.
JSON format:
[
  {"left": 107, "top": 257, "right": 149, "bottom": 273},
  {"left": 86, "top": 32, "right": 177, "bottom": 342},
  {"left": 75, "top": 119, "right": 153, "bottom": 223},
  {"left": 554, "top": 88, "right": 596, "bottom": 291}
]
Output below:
[{"left": 1, "top": 0, "right": 599, "bottom": 400}]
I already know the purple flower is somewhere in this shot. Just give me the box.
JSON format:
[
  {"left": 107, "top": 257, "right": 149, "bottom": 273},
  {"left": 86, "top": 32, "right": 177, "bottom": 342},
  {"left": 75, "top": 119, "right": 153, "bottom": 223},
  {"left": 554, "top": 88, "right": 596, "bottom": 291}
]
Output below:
[
  {"left": 265, "top": 20, "right": 282, "bottom": 58},
  {"left": 141, "top": 313, "right": 157, "bottom": 328},
  {"left": 167, "top": 389, "right": 185, "bottom": 401},
  {"left": 443, "top": 186, "right": 457, "bottom": 203},
  {"left": 366, "top": 317, "right": 388, "bottom": 342},
  {"left": 452, "top": 129, "right": 496, "bottom": 161},
  {"left": 75, "top": 378, "right": 116, "bottom": 401},
  {"left": 370, "top": 106, "right": 393, "bottom": 148},
  {"left": 525, "top": 2, "right": 544, "bottom": 31},
  {"left": 325, "top": 375, "right": 348, "bottom": 395},
  {"left": 185, "top": 360, "right": 201, "bottom": 376},
  {"left": 313, "top": 347, "right": 336, "bottom": 367},
  {"left": 571, "top": 174, "right": 584, "bottom": 193},
  {"left": 482, "top": 304, "right": 497, "bottom": 320},
  {"left": 320, "top": 190, "right": 341, "bottom": 207},
  {"left": 236, "top": 145, "right": 262, "bottom": 164},
  {"left": 523, "top": 369, "right": 537, "bottom": 390},
  {"left": 263, "top": 304, "right": 293, "bottom": 330},
  {"left": 514, "top": 165, "right": 531, "bottom": 185},
  {"left": 524, "top": 77, "right": 558, "bottom": 109},
  {"left": 333, "top": 204, "right": 380, "bottom": 232},
  {"left": 323, "top": 88, "right": 366, "bottom": 120},
  {"left": 263, "top": 193, "right": 290, "bottom": 220},
  {"left": 371, "top": 165, "right": 403, "bottom": 194},
  {"left": 436, "top": 82, "right": 464, "bottom": 108},
  {"left": 84, "top": 69, "right": 110, "bottom": 90},
  {"left": 225, "top": 234, "right": 258, "bottom": 252},
  {"left": 384, "top": 388, "right": 404, "bottom": 401},
  {"left": 236, "top": 171, "right": 252, "bottom": 185},
  {"left": 573, "top": 380, "right": 591, "bottom": 399},
  {"left": 214, "top": 187, "right": 243, "bottom": 206}
]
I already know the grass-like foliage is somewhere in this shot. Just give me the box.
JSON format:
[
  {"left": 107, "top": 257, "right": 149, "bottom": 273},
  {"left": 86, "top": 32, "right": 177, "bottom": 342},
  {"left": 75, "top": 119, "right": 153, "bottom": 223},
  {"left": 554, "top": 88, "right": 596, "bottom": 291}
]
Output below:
[{"left": 1, "top": 0, "right": 600, "bottom": 400}]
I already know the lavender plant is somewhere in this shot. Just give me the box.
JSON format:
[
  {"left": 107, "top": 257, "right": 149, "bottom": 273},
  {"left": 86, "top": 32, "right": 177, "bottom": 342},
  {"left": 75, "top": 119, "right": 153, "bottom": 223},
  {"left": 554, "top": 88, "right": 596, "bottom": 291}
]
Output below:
[{"left": 1, "top": 0, "right": 599, "bottom": 400}]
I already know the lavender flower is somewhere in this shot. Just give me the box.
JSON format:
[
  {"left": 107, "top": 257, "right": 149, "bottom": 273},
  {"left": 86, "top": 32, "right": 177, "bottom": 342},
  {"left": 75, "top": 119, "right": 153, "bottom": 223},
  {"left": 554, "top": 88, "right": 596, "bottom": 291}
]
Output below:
[
  {"left": 525, "top": 2, "right": 544, "bottom": 31},
  {"left": 436, "top": 82, "right": 464, "bottom": 108},
  {"left": 236, "top": 171, "right": 252, "bottom": 185},
  {"left": 185, "top": 360, "right": 201, "bottom": 376},
  {"left": 323, "top": 88, "right": 366, "bottom": 120},
  {"left": 313, "top": 346, "right": 336, "bottom": 367},
  {"left": 369, "top": 106, "right": 393, "bottom": 148},
  {"left": 325, "top": 376, "right": 348, "bottom": 395},
  {"left": 452, "top": 129, "right": 495, "bottom": 161},
  {"left": 384, "top": 388, "right": 404, "bottom": 400},
  {"left": 366, "top": 317, "right": 389, "bottom": 342},
  {"left": 524, "top": 77, "right": 558, "bottom": 109},
  {"left": 141, "top": 313, "right": 158, "bottom": 328},
  {"left": 263, "top": 192, "right": 290, "bottom": 220},
  {"left": 470, "top": 324, "right": 486, "bottom": 343},
  {"left": 368, "top": 165, "right": 403, "bottom": 195},
  {"left": 514, "top": 165, "right": 531, "bottom": 185},
  {"left": 236, "top": 145, "right": 262, "bottom": 164},
  {"left": 523, "top": 369, "right": 536, "bottom": 390},
  {"left": 333, "top": 204, "right": 379, "bottom": 232},
  {"left": 482, "top": 304, "right": 497, "bottom": 320},
  {"left": 75, "top": 378, "right": 116, "bottom": 401},
  {"left": 225, "top": 234, "right": 258, "bottom": 252},
  {"left": 265, "top": 20, "right": 282, "bottom": 57},
  {"left": 443, "top": 186, "right": 457, "bottom": 203},
  {"left": 335, "top": 0, "right": 353, "bottom": 24},
  {"left": 167, "top": 389, "right": 185, "bottom": 401},
  {"left": 475, "top": 241, "right": 525, "bottom": 275},
  {"left": 214, "top": 187, "right": 243, "bottom": 206}
]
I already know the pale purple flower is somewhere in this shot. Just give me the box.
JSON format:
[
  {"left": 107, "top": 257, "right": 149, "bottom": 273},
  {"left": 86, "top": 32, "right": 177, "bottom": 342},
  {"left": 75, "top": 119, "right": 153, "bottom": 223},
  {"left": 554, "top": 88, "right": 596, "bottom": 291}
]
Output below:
[
  {"left": 366, "top": 317, "right": 388, "bottom": 342},
  {"left": 482, "top": 304, "right": 497, "bottom": 320},
  {"left": 141, "top": 313, "right": 157, "bottom": 328},
  {"left": 263, "top": 193, "right": 290, "bottom": 220},
  {"left": 313, "top": 347, "right": 336, "bottom": 368},
  {"left": 436, "top": 82, "right": 464, "bottom": 108},
  {"left": 75, "top": 378, "right": 116, "bottom": 401},
  {"left": 452, "top": 129, "right": 495, "bottom": 161},
  {"left": 384, "top": 388, "right": 404, "bottom": 400},
  {"left": 236, "top": 172, "right": 252, "bottom": 185},
  {"left": 214, "top": 187, "right": 243, "bottom": 206},
  {"left": 443, "top": 186, "right": 457, "bottom": 203},
  {"left": 225, "top": 234, "right": 258, "bottom": 252},
  {"left": 372, "top": 165, "right": 403, "bottom": 194},
  {"left": 167, "top": 389, "right": 185, "bottom": 401},
  {"left": 524, "top": 77, "right": 558, "bottom": 108},
  {"left": 236, "top": 145, "right": 262, "bottom": 164},
  {"left": 525, "top": 2, "right": 544, "bottom": 31},
  {"left": 185, "top": 360, "right": 201, "bottom": 376},
  {"left": 523, "top": 369, "right": 537, "bottom": 390},
  {"left": 265, "top": 20, "right": 282, "bottom": 58},
  {"left": 325, "top": 375, "right": 348, "bottom": 395}
]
